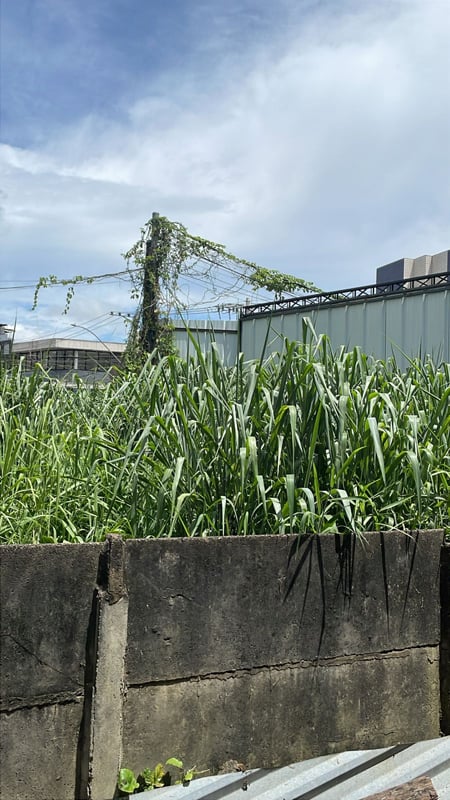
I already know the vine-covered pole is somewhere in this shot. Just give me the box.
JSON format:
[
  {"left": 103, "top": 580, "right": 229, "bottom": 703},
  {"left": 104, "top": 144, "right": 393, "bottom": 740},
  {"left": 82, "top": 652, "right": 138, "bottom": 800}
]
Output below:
[
  {"left": 140, "top": 212, "right": 161, "bottom": 354},
  {"left": 32, "top": 214, "right": 321, "bottom": 367}
]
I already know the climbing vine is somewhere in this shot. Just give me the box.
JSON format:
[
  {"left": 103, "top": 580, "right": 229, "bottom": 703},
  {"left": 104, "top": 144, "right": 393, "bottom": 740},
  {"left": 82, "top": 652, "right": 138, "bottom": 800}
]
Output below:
[
  {"left": 33, "top": 215, "right": 321, "bottom": 366},
  {"left": 123, "top": 216, "right": 320, "bottom": 363}
]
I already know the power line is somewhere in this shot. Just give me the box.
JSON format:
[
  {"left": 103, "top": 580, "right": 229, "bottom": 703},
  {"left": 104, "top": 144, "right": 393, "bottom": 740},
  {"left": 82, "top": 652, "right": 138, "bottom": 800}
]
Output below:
[
  {"left": 1, "top": 256, "right": 306, "bottom": 304},
  {"left": 0, "top": 284, "right": 36, "bottom": 291},
  {"left": 13, "top": 313, "right": 115, "bottom": 343}
]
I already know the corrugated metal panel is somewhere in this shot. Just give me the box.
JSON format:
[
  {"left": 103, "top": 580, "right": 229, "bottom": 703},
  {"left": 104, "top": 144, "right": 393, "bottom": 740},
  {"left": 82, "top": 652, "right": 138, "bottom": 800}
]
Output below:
[
  {"left": 240, "top": 290, "right": 450, "bottom": 369},
  {"left": 135, "top": 737, "right": 450, "bottom": 800},
  {"left": 173, "top": 322, "right": 238, "bottom": 366}
]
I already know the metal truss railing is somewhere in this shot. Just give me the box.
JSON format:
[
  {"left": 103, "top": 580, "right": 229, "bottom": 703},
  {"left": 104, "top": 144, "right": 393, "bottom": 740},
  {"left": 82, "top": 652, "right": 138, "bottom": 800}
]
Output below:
[{"left": 240, "top": 271, "right": 449, "bottom": 318}]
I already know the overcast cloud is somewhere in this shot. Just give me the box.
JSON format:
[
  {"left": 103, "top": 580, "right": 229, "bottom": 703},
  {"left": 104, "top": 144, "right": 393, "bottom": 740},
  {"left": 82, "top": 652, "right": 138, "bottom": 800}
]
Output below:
[{"left": 1, "top": 0, "right": 449, "bottom": 341}]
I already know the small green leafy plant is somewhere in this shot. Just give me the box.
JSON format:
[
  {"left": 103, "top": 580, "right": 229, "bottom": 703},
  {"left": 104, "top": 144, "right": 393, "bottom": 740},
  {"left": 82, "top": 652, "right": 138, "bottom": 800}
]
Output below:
[
  {"left": 118, "top": 758, "right": 206, "bottom": 795},
  {"left": 118, "top": 768, "right": 141, "bottom": 794}
]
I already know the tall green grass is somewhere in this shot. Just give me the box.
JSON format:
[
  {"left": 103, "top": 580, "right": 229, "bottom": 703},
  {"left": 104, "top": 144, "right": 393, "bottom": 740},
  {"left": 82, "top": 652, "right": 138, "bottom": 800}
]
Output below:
[{"left": 1, "top": 337, "right": 449, "bottom": 543}]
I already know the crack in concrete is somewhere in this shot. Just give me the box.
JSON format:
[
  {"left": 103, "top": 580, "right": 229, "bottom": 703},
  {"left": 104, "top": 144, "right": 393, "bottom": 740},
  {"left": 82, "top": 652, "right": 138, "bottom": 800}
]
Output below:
[
  {"left": 1, "top": 689, "right": 84, "bottom": 713},
  {"left": 0, "top": 631, "right": 83, "bottom": 687},
  {"left": 127, "top": 644, "right": 439, "bottom": 689}
]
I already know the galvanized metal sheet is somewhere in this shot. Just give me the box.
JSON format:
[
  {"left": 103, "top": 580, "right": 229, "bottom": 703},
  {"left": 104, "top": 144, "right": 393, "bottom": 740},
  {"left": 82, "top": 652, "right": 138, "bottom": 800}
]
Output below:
[
  {"left": 173, "top": 322, "right": 238, "bottom": 366},
  {"left": 240, "top": 290, "right": 450, "bottom": 369},
  {"left": 135, "top": 738, "right": 450, "bottom": 800}
]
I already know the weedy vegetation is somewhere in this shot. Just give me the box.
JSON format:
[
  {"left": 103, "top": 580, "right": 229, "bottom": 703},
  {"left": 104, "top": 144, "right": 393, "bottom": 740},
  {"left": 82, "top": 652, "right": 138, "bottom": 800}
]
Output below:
[
  {"left": 1, "top": 332, "right": 449, "bottom": 543},
  {"left": 118, "top": 759, "right": 205, "bottom": 795}
]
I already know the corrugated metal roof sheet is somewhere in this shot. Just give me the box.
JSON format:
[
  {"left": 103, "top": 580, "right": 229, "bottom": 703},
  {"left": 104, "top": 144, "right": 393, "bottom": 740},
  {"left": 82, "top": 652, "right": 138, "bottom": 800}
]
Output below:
[{"left": 136, "top": 737, "right": 450, "bottom": 800}]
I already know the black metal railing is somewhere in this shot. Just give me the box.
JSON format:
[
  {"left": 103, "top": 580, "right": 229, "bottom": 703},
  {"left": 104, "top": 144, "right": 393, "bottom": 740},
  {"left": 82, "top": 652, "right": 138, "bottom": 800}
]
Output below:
[{"left": 240, "top": 271, "right": 449, "bottom": 318}]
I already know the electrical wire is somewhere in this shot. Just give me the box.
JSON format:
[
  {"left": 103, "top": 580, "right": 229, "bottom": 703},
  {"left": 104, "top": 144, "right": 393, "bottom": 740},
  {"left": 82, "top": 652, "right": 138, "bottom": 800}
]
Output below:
[
  {"left": 15, "top": 313, "right": 115, "bottom": 342},
  {"left": 3, "top": 249, "right": 311, "bottom": 342}
]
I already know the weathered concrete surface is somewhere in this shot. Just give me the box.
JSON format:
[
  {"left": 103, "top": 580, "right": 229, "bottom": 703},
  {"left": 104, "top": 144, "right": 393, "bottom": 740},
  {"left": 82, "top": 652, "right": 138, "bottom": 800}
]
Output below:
[
  {"left": 0, "top": 531, "right": 444, "bottom": 799},
  {"left": 78, "top": 594, "right": 128, "bottom": 800},
  {"left": 441, "top": 544, "right": 450, "bottom": 734},
  {"left": 122, "top": 646, "right": 440, "bottom": 773},
  {"left": 125, "top": 532, "right": 443, "bottom": 683},
  {"left": 0, "top": 700, "right": 84, "bottom": 800},
  {"left": 87, "top": 536, "right": 129, "bottom": 800},
  {"left": 0, "top": 543, "right": 103, "bottom": 702},
  {"left": 0, "top": 543, "right": 102, "bottom": 800}
]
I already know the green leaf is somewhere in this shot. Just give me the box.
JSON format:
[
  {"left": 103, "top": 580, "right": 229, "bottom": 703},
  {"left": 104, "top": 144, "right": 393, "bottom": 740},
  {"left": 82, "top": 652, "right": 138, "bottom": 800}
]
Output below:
[
  {"left": 367, "top": 416, "right": 386, "bottom": 484},
  {"left": 153, "top": 763, "right": 167, "bottom": 782},
  {"left": 118, "top": 767, "right": 140, "bottom": 794},
  {"left": 166, "top": 757, "right": 184, "bottom": 769}
]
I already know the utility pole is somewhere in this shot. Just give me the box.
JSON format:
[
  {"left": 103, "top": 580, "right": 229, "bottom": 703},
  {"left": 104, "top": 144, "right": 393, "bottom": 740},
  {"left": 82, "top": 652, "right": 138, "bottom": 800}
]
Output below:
[{"left": 140, "top": 212, "right": 161, "bottom": 354}]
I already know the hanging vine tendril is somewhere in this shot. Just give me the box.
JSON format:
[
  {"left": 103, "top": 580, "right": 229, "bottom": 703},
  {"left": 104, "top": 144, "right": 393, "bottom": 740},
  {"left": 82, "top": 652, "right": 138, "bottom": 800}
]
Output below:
[{"left": 34, "top": 215, "right": 321, "bottom": 366}]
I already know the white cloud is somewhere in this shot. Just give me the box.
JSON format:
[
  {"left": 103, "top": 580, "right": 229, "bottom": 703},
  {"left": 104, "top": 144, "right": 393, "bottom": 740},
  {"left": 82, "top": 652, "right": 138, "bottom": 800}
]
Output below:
[{"left": 1, "top": 0, "right": 449, "bottom": 340}]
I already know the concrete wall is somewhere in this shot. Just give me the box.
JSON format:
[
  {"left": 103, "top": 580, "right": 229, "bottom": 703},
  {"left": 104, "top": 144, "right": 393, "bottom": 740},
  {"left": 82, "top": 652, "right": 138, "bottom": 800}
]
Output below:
[
  {"left": 0, "top": 543, "right": 103, "bottom": 800},
  {"left": 122, "top": 533, "right": 443, "bottom": 773},
  {"left": 0, "top": 531, "right": 446, "bottom": 800},
  {"left": 441, "top": 544, "right": 450, "bottom": 734}
]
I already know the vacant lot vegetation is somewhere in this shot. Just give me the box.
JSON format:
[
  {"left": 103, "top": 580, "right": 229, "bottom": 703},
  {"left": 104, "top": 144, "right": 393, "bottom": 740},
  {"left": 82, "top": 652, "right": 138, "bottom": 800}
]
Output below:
[{"left": 1, "top": 336, "right": 449, "bottom": 543}]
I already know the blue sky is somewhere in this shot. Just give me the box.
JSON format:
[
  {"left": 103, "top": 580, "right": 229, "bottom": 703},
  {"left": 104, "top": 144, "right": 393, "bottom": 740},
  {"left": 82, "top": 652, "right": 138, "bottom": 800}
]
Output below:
[{"left": 1, "top": 0, "right": 449, "bottom": 342}]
